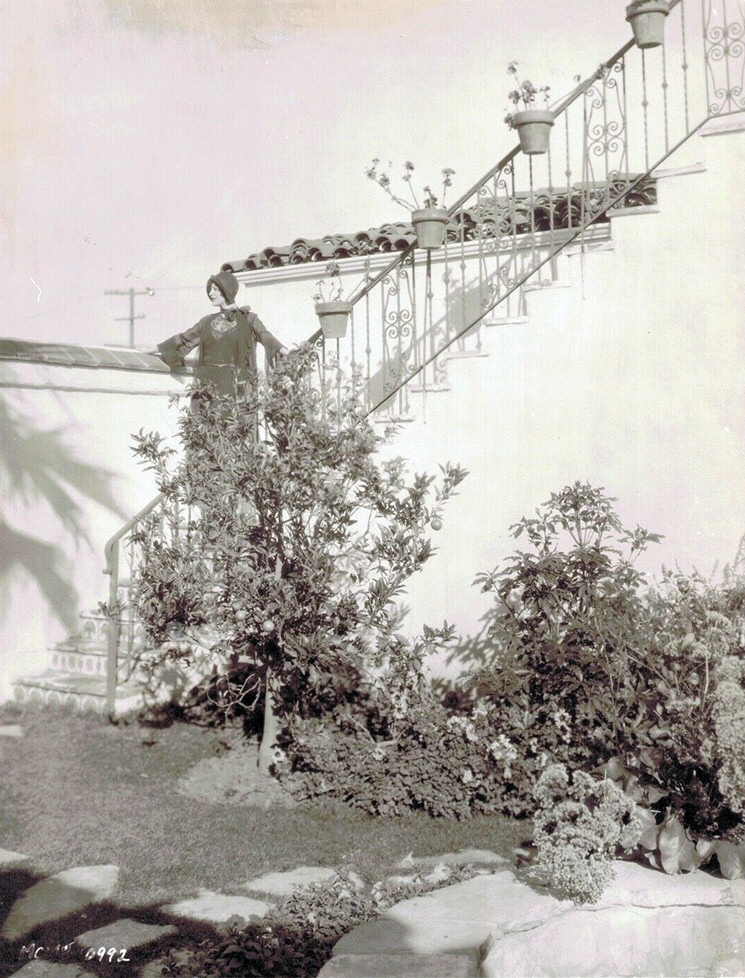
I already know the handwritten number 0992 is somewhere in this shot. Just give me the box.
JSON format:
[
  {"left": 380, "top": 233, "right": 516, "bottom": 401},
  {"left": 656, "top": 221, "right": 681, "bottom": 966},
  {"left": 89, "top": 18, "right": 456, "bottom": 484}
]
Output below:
[{"left": 85, "top": 947, "right": 131, "bottom": 962}]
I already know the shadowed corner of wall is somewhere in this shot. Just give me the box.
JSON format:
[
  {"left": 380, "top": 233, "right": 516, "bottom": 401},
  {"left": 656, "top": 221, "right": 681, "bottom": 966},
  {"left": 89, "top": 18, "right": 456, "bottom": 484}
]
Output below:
[{"left": 0, "top": 394, "right": 128, "bottom": 633}]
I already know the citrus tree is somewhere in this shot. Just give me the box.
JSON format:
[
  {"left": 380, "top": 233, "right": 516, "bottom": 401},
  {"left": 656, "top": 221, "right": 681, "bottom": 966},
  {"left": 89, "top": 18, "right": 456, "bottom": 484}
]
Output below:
[{"left": 132, "top": 345, "right": 466, "bottom": 772}]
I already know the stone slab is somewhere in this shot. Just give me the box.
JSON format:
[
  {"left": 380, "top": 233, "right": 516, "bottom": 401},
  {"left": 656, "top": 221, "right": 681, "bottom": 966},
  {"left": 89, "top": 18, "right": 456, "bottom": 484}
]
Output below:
[
  {"left": 334, "top": 874, "right": 522, "bottom": 958},
  {"left": 0, "top": 724, "right": 24, "bottom": 738},
  {"left": 0, "top": 848, "right": 30, "bottom": 869},
  {"left": 592, "top": 860, "right": 745, "bottom": 909},
  {"left": 9, "top": 962, "right": 90, "bottom": 978},
  {"left": 2, "top": 865, "right": 119, "bottom": 941},
  {"left": 335, "top": 860, "right": 745, "bottom": 978},
  {"left": 243, "top": 865, "right": 337, "bottom": 897},
  {"left": 74, "top": 918, "right": 177, "bottom": 951},
  {"left": 318, "top": 952, "right": 477, "bottom": 977},
  {"left": 163, "top": 889, "right": 269, "bottom": 924},
  {"left": 482, "top": 905, "right": 745, "bottom": 977}
]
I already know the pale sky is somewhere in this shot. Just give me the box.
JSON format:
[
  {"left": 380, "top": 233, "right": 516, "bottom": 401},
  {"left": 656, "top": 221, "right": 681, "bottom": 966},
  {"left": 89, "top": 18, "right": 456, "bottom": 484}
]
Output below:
[{"left": 1, "top": 0, "right": 620, "bottom": 348}]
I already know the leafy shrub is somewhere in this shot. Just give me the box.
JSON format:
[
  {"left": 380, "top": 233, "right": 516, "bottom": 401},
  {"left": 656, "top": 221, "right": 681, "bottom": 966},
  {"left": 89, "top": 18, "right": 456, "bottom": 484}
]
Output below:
[
  {"left": 474, "top": 482, "right": 745, "bottom": 839},
  {"left": 473, "top": 482, "right": 661, "bottom": 812},
  {"left": 530, "top": 763, "right": 641, "bottom": 905},
  {"left": 130, "top": 346, "right": 466, "bottom": 760},
  {"left": 161, "top": 866, "right": 477, "bottom": 978},
  {"left": 641, "top": 572, "right": 745, "bottom": 838}
]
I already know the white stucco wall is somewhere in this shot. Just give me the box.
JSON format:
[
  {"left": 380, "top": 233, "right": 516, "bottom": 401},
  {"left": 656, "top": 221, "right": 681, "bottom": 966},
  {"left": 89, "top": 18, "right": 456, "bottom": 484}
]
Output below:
[{"left": 0, "top": 356, "right": 187, "bottom": 698}]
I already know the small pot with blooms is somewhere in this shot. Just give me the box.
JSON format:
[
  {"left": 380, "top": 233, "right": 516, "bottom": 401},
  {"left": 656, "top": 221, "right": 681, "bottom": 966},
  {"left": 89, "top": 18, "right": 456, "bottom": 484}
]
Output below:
[
  {"left": 366, "top": 160, "right": 455, "bottom": 250},
  {"left": 625, "top": 0, "right": 670, "bottom": 49},
  {"left": 505, "top": 63, "right": 553, "bottom": 156}
]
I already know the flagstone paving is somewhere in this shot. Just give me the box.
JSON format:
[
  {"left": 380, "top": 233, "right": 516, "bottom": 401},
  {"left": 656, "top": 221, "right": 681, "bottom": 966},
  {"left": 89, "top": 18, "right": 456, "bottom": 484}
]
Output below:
[
  {"left": 242, "top": 865, "right": 338, "bottom": 897},
  {"left": 6, "top": 847, "right": 743, "bottom": 977},
  {"left": 2, "top": 866, "right": 119, "bottom": 941},
  {"left": 73, "top": 919, "right": 177, "bottom": 953},
  {"left": 161, "top": 888, "right": 270, "bottom": 925},
  {"left": 10, "top": 963, "right": 91, "bottom": 978},
  {"left": 0, "top": 725, "right": 24, "bottom": 739},
  {"left": 0, "top": 848, "right": 30, "bottom": 870}
]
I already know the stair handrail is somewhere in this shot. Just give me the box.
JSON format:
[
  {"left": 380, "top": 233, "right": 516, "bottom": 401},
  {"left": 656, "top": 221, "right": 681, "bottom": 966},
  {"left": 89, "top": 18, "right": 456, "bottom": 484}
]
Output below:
[
  {"left": 303, "top": 7, "right": 685, "bottom": 349},
  {"left": 104, "top": 491, "right": 166, "bottom": 580},
  {"left": 103, "top": 491, "right": 164, "bottom": 713}
]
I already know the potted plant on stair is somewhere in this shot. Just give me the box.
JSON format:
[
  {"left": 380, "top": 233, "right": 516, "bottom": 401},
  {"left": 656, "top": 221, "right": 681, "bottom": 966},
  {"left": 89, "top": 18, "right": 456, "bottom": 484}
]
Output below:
[
  {"left": 365, "top": 159, "right": 455, "bottom": 250},
  {"left": 625, "top": 0, "right": 670, "bottom": 49},
  {"left": 505, "top": 62, "right": 553, "bottom": 156},
  {"left": 313, "top": 262, "right": 352, "bottom": 340}
]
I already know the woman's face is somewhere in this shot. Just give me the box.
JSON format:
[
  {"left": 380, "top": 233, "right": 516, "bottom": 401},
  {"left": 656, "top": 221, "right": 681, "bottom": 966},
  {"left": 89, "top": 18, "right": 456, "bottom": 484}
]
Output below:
[{"left": 209, "top": 284, "right": 225, "bottom": 306}]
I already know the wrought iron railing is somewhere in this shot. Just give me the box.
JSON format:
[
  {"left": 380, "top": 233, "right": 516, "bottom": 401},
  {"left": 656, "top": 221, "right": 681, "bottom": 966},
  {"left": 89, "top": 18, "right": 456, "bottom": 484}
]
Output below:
[
  {"left": 102, "top": 493, "right": 165, "bottom": 711},
  {"left": 101, "top": 0, "right": 744, "bottom": 709},
  {"left": 309, "top": 0, "right": 743, "bottom": 418}
]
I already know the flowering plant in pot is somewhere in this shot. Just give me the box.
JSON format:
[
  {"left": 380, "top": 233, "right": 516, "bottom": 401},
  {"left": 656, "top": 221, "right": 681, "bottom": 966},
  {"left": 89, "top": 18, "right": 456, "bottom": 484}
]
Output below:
[
  {"left": 312, "top": 261, "right": 363, "bottom": 340},
  {"left": 365, "top": 159, "right": 455, "bottom": 250},
  {"left": 625, "top": 0, "right": 670, "bottom": 49},
  {"left": 504, "top": 62, "right": 553, "bottom": 155}
]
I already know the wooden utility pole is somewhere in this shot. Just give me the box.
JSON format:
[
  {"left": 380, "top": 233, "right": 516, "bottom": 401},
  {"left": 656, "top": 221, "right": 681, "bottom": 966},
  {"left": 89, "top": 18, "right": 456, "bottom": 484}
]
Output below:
[{"left": 105, "top": 287, "right": 154, "bottom": 347}]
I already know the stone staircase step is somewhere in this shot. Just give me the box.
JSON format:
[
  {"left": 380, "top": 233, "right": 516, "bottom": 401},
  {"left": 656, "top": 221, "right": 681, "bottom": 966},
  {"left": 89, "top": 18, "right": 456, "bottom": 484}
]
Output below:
[
  {"left": 12, "top": 671, "right": 144, "bottom": 715},
  {"left": 48, "top": 648, "right": 108, "bottom": 676}
]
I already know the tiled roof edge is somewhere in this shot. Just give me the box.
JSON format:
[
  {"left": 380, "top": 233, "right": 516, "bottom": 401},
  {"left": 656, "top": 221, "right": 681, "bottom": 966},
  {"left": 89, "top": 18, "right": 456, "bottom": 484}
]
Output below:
[
  {"left": 223, "top": 175, "right": 657, "bottom": 275},
  {"left": 0, "top": 338, "right": 176, "bottom": 373}
]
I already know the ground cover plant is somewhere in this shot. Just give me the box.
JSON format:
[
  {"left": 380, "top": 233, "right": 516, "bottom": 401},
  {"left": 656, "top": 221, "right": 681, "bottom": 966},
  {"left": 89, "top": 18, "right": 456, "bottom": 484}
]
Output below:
[{"left": 159, "top": 865, "right": 478, "bottom": 978}]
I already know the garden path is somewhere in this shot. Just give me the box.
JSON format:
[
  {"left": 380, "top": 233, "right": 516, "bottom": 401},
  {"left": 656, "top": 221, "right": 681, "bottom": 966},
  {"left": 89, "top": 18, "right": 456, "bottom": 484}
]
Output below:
[
  {"left": 1, "top": 853, "right": 348, "bottom": 976},
  {"left": 4, "top": 847, "right": 745, "bottom": 977}
]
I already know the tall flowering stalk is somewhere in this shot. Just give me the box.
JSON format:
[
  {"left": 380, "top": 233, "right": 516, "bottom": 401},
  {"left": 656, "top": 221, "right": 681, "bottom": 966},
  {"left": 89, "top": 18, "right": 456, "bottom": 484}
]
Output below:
[{"left": 365, "top": 159, "right": 455, "bottom": 212}]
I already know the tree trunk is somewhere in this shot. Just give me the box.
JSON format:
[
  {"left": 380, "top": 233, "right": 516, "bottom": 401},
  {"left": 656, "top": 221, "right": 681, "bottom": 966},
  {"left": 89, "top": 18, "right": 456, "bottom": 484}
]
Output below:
[
  {"left": 258, "top": 672, "right": 279, "bottom": 775},
  {"left": 258, "top": 555, "right": 284, "bottom": 776}
]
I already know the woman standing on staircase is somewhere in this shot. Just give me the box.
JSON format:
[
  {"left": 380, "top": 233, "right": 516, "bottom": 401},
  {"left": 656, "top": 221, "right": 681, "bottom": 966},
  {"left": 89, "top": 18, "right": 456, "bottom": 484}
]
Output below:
[{"left": 155, "top": 269, "right": 288, "bottom": 399}]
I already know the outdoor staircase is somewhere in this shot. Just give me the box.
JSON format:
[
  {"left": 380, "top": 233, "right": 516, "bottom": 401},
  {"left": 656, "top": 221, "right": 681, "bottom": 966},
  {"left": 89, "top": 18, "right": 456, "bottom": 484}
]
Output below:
[
  {"left": 12, "top": 611, "right": 144, "bottom": 715},
  {"left": 10, "top": 0, "right": 744, "bottom": 715}
]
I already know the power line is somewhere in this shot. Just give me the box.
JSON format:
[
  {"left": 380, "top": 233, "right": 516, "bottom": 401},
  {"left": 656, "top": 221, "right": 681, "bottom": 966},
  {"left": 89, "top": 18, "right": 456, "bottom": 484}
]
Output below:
[{"left": 104, "top": 287, "right": 155, "bottom": 348}]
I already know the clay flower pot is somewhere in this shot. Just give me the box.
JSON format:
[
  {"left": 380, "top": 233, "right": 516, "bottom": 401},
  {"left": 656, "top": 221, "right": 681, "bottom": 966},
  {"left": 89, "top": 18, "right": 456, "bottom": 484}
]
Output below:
[
  {"left": 511, "top": 110, "right": 554, "bottom": 155},
  {"left": 626, "top": 0, "right": 670, "bottom": 49},
  {"left": 411, "top": 207, "right": 449, "bottom": 250},
  {"left": 315, "top": 301, "right": 352, "bottom": 340}
]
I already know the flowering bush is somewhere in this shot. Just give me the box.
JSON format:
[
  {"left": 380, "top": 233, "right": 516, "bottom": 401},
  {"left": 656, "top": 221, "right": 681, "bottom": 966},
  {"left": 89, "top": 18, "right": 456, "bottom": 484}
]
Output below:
[
  {"left": 530, "top": 763, "right": 641, "bottom": 904},
  {"left": 712, "top": 655, "right": 745, "bottom": 821},
  {"left": 473, "top": 482, "right": 660, "bottom": 810},
  {"left": 474, "top": 482, "right": 745, "bottom": 839},
  {"left": 641, "top": 571, "right": 745, "bottom": 838}
]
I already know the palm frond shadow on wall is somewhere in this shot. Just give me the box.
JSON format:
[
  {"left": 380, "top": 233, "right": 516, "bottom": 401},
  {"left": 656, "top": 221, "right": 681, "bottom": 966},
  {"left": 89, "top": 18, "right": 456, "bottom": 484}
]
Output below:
[{"left": 0, "top": 395, "right": 127, "bottom": 631}]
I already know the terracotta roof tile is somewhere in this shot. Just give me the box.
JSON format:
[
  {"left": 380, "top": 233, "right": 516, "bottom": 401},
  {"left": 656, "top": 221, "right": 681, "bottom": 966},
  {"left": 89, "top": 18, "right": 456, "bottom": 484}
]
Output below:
[{"left": 223, "top": 175, "right": 656, "bottom": 274}]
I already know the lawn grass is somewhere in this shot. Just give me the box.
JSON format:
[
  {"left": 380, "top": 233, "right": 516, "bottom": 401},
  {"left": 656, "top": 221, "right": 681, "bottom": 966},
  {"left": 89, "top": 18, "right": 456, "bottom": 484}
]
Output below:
[{"left": 0, "top": 705, "right": 526, "bottom": 909}]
